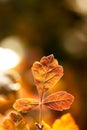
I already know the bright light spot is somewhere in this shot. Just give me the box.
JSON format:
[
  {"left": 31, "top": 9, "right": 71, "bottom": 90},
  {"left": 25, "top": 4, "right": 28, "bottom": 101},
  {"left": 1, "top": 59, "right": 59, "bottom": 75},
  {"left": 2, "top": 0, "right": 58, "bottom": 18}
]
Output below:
[
  {"left": 1, "top": 36, "right": 25, "bottom": 60},
  {"left": 64, "top": 41, "right": 84, "bottom": 54},
  {"left": 66, "top": 0, "right": 87, "bottom": 14},
  {"left": 0, "top": 72, "right": 21, "bottom": 91},
  {"left": 0, "top": 48, "right": 20, "bottom": 71},
  {"left": 0, "top": 36, "right": 25, "bottom": 71},
  {"left": 63, "top": 30, "right": 86, "bottom": 58},
  {"left": 9, "top": 83, "right": 21, "bottom": 91},
  {"left": 76, "top": 0, "right": 87, "bottom": 14},
  {"left": 0, "top": 73, "right": 11, "bottom": 85}
]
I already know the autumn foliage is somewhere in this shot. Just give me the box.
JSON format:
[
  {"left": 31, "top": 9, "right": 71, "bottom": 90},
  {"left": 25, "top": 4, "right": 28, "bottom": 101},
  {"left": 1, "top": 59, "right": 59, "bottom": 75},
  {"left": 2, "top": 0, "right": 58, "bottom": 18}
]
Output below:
[
  {"left": 0, "top": 112, "right": 79, "bottom": 130},
  {"left": 13, "top": 54, "right": 75, "bottom": 129},
  {"left": 13, "top": 54, "right": 74, "bottom": 112}
]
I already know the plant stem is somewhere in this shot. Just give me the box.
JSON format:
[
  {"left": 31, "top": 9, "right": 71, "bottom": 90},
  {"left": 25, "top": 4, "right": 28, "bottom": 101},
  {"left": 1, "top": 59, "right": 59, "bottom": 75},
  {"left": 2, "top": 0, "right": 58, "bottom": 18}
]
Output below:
[
  {"left": 39, "top": 97, "right": 42, "bottom": 125},
  {"left": 35, "top": 95, "right": 43, "bottom": 130},
  {"left": 35, "top": 97, "right": 43, "bottom": 130}
]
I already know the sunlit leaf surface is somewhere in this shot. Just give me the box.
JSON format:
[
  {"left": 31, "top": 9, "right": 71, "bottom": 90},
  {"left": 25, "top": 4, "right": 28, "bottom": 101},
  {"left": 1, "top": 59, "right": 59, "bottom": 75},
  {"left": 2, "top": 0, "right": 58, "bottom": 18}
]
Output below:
[
  {"left": 42, "top": 113, "right": 79, "bottom": 130},
  {"left": 41, "top": 121, "right": 52, "bottom": 130},
  {"left": 32, "top": 54, "right": 63, "bottom": 97},
  {"left": 53, "top": 113, "right": 79, "bottom": 130},
  {"left": 43, "top": 91, "right": 74, "bottom": 111},
  {"left": 13, "top": 98, "right": 39, "bottom": 113}
]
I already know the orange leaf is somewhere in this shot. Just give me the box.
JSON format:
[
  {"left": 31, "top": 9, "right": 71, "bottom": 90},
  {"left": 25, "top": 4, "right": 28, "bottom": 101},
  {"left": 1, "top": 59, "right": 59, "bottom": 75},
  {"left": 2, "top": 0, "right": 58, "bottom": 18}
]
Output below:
[
  {"left": 32, "top": 54, "right": 63, "bottom": 97},
  {"left": 10, "top": 112, "right": 23, "bottom": 126},
  {"left": 43, "top": 91, "right": 74, "bottom": 111},
  {"left": 9, "top": 112, "right": 30, "bottom": 130},
  {"left": 53, "top": 113, "right": 79, "bottom": 130},
  {"left": 13, "top": 98, "right": 39, "bottom": 113}
]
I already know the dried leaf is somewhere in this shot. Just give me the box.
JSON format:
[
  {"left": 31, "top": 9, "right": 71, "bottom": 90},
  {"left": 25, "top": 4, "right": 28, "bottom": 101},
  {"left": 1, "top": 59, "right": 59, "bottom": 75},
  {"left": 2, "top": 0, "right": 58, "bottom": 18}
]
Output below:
[
  {"left": 53, "top": 113, "right": 79, "bottom": 130},
  {"left": 10, "top": 112, "right": 23, "bottom": 126},
  {"left": 13, "top": 98, "right": 39, "bottom": 113},
  {"left": 43, "top": 91, "right": 74, "bottom": 111},
  {"left": 0, "top": 112, "right": 30, "bottom": 130},
  {"left": 32, "top": 54, "right": 63, "bottom": 97}
]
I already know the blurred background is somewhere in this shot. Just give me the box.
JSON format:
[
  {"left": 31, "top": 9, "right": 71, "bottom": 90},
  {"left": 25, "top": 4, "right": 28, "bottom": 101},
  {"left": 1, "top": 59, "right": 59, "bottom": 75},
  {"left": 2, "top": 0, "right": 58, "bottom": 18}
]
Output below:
[{"left": 0, "top": 0, "right": 87, "bottom": 130}]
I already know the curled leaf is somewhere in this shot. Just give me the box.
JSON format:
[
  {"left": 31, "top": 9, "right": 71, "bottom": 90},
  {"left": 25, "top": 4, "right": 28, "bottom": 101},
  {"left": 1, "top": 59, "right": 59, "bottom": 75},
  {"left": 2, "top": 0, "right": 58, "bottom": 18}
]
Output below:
[
  {"left": 43, "top": 91, "right": 74, "bottom": 111},
  {"left": 13, "top": 98, "right": 39, "bottom": 113},
  {"left": 3, "top": 112, "right": 30, "bottom": 130},
  {"left": 32, "top": 54, "right": 63, "bottom": 97},
  {"left": 10, "top": 111, "right": 23, "bottom": 126}
]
